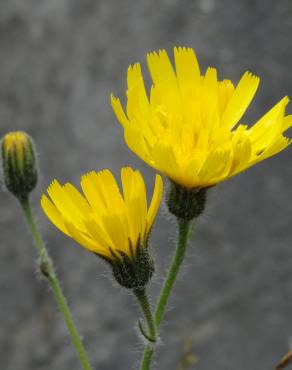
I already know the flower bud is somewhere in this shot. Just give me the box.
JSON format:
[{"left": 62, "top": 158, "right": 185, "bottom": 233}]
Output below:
[
  {"left": 1, "top": 131, "right": 38, "bottom": 201},
  {"left": 166, "top": 180, "right": 207, "bottom": 221},
  {"left": 110, "top": 241, "right": 154, "bottom": 290}
]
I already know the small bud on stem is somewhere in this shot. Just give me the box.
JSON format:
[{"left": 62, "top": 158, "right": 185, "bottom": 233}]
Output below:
[{"left": 1, "top": 131, "right": 38, "bottom": 201}]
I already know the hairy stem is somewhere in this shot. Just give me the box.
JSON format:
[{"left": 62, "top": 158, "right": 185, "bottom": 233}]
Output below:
[
  {"left": 139, "top": 219, "right": 192, "bottom": 370},
  {"left": 134, "top": 288, "right": 156, "bottom": 343},
  {"left": 20, "top": 197, "right": 93, "bottom": 370}
]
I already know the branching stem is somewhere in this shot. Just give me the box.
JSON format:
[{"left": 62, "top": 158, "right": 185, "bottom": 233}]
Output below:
[
  {"left": 134, "top": 288, "right": 157, "bottom": 343},
  {"left": 139, "top": 218, "right": 193, "bottom": 370}
]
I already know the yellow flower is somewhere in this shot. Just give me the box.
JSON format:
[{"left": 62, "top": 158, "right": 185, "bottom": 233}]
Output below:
[
  {"left": 111, "top": 47, "right": 291, "bottom": 189},
  {"left": 41, "top": 167, "right": 163, "bottom": 262}
]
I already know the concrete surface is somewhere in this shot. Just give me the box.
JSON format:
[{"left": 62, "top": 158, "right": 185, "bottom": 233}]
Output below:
[{"left": 0, "top": 0, "right": 291, "bottom": 369}]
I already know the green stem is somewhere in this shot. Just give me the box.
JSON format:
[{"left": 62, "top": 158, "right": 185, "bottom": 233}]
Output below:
[
  {"left": 155, "top": 219, "right": 192, "bottom": 327},
  {"left": 20, "top": 197, "right": 93, "bottom": 370},
  {"left": 134, "top": 288, "right": 156, "bottom": 343},
  {"left": 139, "top": 218, "right": 192, "bottom": 370}
]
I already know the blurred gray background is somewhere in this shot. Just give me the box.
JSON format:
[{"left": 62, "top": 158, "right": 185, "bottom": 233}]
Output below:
[{"left": 0, "top": 0, "right": 291, "bottom": 369}]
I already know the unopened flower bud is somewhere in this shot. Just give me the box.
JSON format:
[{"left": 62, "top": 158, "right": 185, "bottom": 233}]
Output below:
[
  {"left": 166, "top": 181, "right": 207, "bottom": 221},
  {"left": 1, "top": 131, "right": 38, "bottom": 201}
]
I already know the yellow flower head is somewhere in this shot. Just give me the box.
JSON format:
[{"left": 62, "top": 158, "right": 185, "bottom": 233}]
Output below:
[
  {"left": 111, "top": 47, "right": 291, "bottom": 189},
  {"left": 41, "top": 167, "right": 163, "bottom": 263}
]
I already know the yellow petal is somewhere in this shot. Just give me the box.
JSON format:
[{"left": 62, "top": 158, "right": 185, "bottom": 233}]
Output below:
[
  {"left": 81, "top": 171, "right": 107, "bottom": 213},
  {"left": 124, "top": 125, "right": 151, "bottom": 164},
  {"left": 221, "top": 71, "right": 260, "bottom": 129},
  {"left": 147, "top": 49, "right": 177, "bottom": 87},
  {"left": 121, "top": 167, "right": 141, "bottom": 243},
  {"left": 40, "top": 195, "right": 70, "bottom": 236},
  {"left": 125, "top": 196, "right": 140, "bottom": 247},
  {"left": 96, "top": 169, "right": 125, "bottom": 211},
  {"left": 248, "top": 96, "right": 289, "bottom": 147},
  {"left": 174, "top": 47, "right": 201, "bottom": 92},
  {"left": 229, "top": 137, "right": 252, "bottom": 175},
  {"left": 151, "top": 142, "right": 178, "bottom": 175},
  {"left": 132, "top": 170, "right": 148, "bottom": 237},
  {"left": 198, "top": 150, "right": 231, "bottom": 184},
  {"left": 201, "top": 67, "right": 219, "bottom": 130},
  {"left": 63, "top": 183, "right": 91, "bottom": 216},
  {"left": 126, "top": 63, "right": 150, "bottom": 121},
  {"left": 84, "top": 216, "right": 114, "bottom": 251},
  {"left": 218, "top": 79, "right": 234, "bottom": 116},
  {"left": 47, "top": 180, "right": 83, "bottom": 223},
  {"left": 147, "top": 174, "right": 163, "bottom": 233},
  {"left": 252, "top": 136, "right": 291, "bottom": 165},
  {"left": 283, "top": 114, "right": 292, "bottom": 132},
  {"left": 64, "top": 219, "right": 98, "bottom": 252},
  {"left": 102, "top": 212, "right": 129, "bottom": 254},
  {"left": 110, "top": 95, "right": 129, "bottom": 128},
  {"left": 121, "top": 167, "right": 134, "bottom": 200}
]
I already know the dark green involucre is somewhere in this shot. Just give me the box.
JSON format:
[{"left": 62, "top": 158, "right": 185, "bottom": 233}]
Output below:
[
  {"left": 98, "top": 239, "right": 154, "bottom": 290},
  {"left": 166, "top": 180, "right": 208, "bottom": 221},
  {"left": 1, "top": 131, "right": 38, "bottom": 201}
]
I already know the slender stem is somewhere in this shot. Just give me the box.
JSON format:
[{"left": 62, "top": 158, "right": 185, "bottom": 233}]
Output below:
[
  {"left": 20, "top": 197, "right": 93, "bottom": 370},
  {"left": 134, "top": 288, "right": 156, "bottom": 343},
  {"left": 139, "top": 218, "right": 192, "bottom": 370},
  {"left": 139, "top": 347, "right": 154, "bottom": 370},
  {"left": 155, "top": 218, "right": 192, "bottom": 327},
  {"left": 47, "top": 275, "right": 92, "bottom": 368}
]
